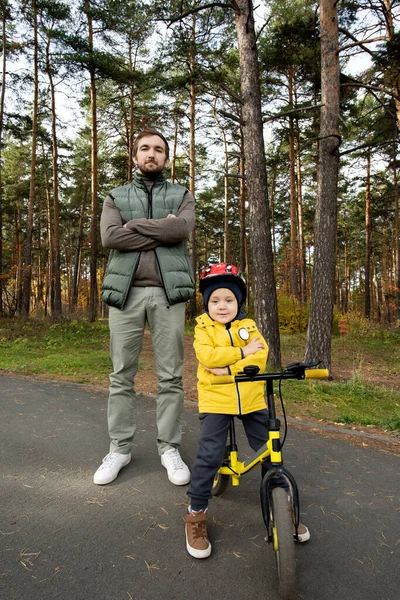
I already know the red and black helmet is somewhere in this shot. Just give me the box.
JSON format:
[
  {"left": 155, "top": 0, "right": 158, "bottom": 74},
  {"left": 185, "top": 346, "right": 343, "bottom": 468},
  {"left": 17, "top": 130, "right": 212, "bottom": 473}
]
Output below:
[{"left": 199, "top": 262, "right": 247, "bottom": 305}]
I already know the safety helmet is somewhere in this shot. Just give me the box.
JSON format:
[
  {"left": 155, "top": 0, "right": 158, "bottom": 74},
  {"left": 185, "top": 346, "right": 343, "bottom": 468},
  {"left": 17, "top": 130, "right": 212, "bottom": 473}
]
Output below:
[{"left": 199, "top": 263, "right": 247, "bottom": 305}]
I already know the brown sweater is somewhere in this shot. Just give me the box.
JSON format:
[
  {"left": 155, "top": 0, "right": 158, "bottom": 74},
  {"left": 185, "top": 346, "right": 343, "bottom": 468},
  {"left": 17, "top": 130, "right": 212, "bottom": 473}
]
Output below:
[{"left": 100, "top": 174, "right": 195, "bottom": 287}]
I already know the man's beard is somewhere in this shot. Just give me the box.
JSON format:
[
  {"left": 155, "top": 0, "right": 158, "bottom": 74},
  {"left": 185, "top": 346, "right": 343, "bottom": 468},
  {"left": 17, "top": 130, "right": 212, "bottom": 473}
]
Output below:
[{"left": 139, "top": 163, "right": 163, "bottom": 179}]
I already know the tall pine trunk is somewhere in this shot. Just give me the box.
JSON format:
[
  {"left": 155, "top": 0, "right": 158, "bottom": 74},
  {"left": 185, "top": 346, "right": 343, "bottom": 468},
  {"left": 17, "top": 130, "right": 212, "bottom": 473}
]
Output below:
[
  {"left": 45, "top": 32, "right": 62, "bottom": 318},
  {"left": 20, "top": 0, "right": 39, "bottom": 318},
  {"left": 233, "top": 0, "right": 281, "bottom": 368},
  {"left": 239, "top": 127, "right": 246, "bottom": 274},
  {"left": 127, "top": 38, "right": 135, "bottom": 183},
  {"left": 86, "top": 0, "right": 98, "bottom": 322},
  {"left": 382, "top": 0, "right": 400, "bottom": 320},
  {"left": 71, "top": 196, "right": 86, "bottom": 311},
  {"left": 305, "top": 0, "right": 341, "bottom": 372},
  {"left": 188, "top": 15, "right": 197, "bottom": 317},
  {"left": 393, "top": 141, "right": 400, "bottom": 321},
  {"left": 0, "top": 6, "right": 8, "bottom": 316},
  {"left": 212, "top": 104, "right": 230, "bottom": 262},
  {"left": 288, "top": 69, "right": 299, "bottom": 298},
  {"left": 364, "top": 152, "right": 372, "bottom": 318}
]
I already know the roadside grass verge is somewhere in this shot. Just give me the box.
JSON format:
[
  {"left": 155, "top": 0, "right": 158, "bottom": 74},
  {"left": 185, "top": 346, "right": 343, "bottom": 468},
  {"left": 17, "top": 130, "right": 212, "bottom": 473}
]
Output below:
[
  {"left": 281, "top": 377, "right": 400, "bottom": 432},
  {"left": 0, "top": 318, "right": 399, "bottom": 433},
  {"left": 0, "top": 319, "right": 111, "bottom": 385}
]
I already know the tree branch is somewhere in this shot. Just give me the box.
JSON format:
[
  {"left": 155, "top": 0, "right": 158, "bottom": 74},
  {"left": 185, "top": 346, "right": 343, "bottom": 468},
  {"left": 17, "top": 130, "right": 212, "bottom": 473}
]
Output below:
[
  {"left": 339, "top": 139, "right": 394, "bottom": 157},
  {"left": 254, "top": 15, "right": 272, "bottom": 47},
  {"left": 341, "top": 80, "right": 400, "bottom": 101},
  {"left": 218, "top": 82, "right": 243, "bottom": 105},
  {"left": 338, "top": 28, "right": 385, "bottom": 57},
  {"left": 218, "top": 109, "right": 244, "bottom": 124},
  {"left": 168, "top": 3, "right": 233, "bottom": 26},
  {"left": 263, "top": 103, "right": 323, "bottom": 122}
]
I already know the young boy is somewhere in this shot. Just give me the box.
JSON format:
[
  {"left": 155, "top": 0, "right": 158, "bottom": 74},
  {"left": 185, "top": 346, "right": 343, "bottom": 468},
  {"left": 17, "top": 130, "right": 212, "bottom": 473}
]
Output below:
[{"left": 185, "top": 263, "right": 310, "bottom": 559}]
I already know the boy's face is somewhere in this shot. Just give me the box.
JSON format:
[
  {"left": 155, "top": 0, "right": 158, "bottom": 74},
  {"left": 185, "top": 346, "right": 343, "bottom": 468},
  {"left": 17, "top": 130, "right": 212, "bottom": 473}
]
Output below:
[{"left": 208, "top": 288, "right": 238, "bottom": 324}]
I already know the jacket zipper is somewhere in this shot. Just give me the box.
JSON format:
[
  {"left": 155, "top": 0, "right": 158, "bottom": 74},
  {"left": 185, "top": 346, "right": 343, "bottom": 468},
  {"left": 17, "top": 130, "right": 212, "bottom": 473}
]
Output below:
[
  {"left": 122, "top": 182, "right": 153, "bottom": 309},
  {"left": 226, "top": 326, "right": 242, "bottom": 414},
  {"left": 146, "top": 182, "right": 172, "bottom": 306}
]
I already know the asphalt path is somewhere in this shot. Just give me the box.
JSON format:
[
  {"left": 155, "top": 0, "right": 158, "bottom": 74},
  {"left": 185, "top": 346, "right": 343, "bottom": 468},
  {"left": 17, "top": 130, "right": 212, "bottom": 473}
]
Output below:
[{"left": 0, "top": 375, "right": 399, "bottom": 600}]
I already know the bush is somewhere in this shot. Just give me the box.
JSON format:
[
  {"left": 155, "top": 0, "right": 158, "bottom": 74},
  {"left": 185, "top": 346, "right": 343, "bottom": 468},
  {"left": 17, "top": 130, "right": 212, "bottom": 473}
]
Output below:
[
  {"left": 277, "top": 293, "right": 309, "bottom": 333},
  {"left": 335, "top": 311, "right": 400, "bottom": 343}
]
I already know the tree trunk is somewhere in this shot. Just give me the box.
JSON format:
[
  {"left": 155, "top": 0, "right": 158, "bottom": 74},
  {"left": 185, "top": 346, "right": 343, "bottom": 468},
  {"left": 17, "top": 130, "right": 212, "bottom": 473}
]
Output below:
[
  {"left": 213, "top": 103, "right": 230, "bottom": 262},
  {"left": 294, "top": 95, "right": 307, "bottom": 304},
  {"left": 86, "top": 0, "right": 98, "bottom": 322},
  {"left": 393, "top": 140, "right": 400, "bottom": 321},
  {"left": 383, "top": 0, "right": 400, "bottom": 131},
  {"left": 42, "top": 139, "right": 53, "bottom": 314},
  {"left": 382, "top": 1, "right": 400, "bottom": 320},
  {"left": 305, "top": 0, "right": 340, "bottom": 372},
  {"left": 382, "top": 227, "right": 391, "bottom": 323},
  {"left": 20, "top": 0, "right": 39, "bottom": 318},
  {"left": 188, "top": 15, "right": 197, "bottom": 317},
  {"left": 170, "top": 107, "right": 180, "bottom": 184},
  {"left": 127, "top": 39, "right": 135, "bottom": 182},
  {"left": 14, "top": 205, "right": 23, "bottom": 315},
  {"left": 364, "top": 152, "right": 372, "bottom": 318},
  {"left": 45, "top": 32, "right": 62, "bottom": 318},
  {"left": 239, "top": 127, "right": 246, "bottom": 274},
  {"left": 71, "top": 195, "right": 87, "bottom": 311},
  {"left": 234, "top": 0, "right": 281, "bottom": 368},
  {"left": 269, "top": 161, "right": 277, "bottom": 272},
  {"left": 0, "top": 6, "right": 7, "bottom": 316},
  {"left": 288, "top": 70, "right": 299, "bottom": 298}
]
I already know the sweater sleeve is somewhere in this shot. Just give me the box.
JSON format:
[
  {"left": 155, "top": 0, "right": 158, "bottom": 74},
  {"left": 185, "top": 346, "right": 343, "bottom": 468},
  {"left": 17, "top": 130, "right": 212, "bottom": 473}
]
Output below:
[
  {"left": 100, "top": 195, "right": 159, "bottom": 251},
  {"left": 124, "top": 191, "right": 195, "bottom": 244}
]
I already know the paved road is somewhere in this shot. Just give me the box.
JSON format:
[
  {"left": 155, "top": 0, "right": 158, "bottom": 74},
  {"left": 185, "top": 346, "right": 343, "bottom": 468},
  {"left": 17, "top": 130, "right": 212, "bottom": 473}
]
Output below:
[{"left": 0, "top": 375, "right": 399, "bottom": 600}]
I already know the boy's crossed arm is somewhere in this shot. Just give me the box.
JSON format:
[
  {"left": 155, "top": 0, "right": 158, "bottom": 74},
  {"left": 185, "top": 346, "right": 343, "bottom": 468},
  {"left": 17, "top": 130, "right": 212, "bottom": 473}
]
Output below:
[{"left": 203, "top": 337, "right": 265, "bottom": 375}]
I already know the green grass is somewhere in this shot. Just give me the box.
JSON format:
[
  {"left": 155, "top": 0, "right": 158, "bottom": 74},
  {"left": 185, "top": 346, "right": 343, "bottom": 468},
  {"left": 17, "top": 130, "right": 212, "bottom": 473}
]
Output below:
[
  {"left": 0, "top": 319, "right": 112, "bottom": 385},
  {"left": 281, "top": 376, "right": 400, "bottom": 432},
  {"left": 0, "top": 317, "right": 399, "bottom": 433}
]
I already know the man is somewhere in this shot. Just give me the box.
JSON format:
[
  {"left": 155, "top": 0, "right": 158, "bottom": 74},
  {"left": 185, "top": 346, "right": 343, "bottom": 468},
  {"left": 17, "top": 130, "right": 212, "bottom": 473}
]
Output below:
[{"left": 94, "top": 128, "right": 195, "bottom": 486}]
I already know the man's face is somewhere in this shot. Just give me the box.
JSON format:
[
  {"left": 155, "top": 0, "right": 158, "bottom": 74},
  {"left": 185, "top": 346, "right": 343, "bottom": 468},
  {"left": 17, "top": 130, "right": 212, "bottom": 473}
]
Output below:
[{"left": 133, "top": 135, "right": 169, "bottom": 175}]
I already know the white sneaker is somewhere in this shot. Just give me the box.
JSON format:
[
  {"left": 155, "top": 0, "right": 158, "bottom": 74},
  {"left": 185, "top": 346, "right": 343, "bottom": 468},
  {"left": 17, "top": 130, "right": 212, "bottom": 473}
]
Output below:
[
  {"left": 294, "top": 522, "right": 311, "bottom": 543},
  {"left": 93, "top": 452, "right": 131, "bottom": 485},
  {"left": 161, "top": 448, "right": 191, "bottom": 485}
]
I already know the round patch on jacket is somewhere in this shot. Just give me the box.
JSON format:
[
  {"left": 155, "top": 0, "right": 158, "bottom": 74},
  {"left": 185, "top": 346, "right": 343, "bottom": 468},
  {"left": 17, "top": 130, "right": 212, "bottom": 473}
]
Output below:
[{"left": 238, "top": 327, "right": 250, "bottom": 341}]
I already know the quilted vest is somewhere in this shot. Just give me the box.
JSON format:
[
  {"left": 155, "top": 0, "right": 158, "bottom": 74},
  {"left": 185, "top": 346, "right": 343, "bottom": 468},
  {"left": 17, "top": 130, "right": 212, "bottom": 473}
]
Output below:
[{"left": 101, "top": 173, "right": 195, "bottom": 309}]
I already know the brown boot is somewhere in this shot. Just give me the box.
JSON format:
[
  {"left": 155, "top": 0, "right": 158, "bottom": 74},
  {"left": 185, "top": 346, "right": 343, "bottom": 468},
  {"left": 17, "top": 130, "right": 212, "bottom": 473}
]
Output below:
[{"left": 185, "top": 510, "right": 212, "bottom": 558}]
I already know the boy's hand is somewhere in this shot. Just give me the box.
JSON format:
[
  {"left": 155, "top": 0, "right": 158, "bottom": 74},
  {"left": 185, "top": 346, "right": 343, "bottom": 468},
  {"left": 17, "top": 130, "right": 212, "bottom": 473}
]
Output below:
[
  {"left": 242, "top": 336, "right": 264, "bottom": 357},
  {"left": 201, "top": 364, "right": 229, "bottom": 376}
]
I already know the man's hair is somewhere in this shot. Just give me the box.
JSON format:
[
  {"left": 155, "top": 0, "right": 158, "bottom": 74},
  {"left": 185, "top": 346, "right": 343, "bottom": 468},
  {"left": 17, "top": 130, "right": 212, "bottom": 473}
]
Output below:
[{"left": 133, "top": 128, "right": 170, "bottom": 160}]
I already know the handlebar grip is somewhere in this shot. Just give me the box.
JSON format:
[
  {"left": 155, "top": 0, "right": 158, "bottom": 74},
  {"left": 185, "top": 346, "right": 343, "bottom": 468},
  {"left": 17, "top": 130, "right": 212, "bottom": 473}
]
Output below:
[{"left": 305, "top": 369, "right": 329, "bottom": 379}]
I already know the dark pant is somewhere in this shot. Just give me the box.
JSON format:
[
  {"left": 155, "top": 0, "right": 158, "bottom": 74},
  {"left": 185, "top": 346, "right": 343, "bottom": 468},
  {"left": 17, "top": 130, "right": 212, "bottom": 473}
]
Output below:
[{"left": 188, "top": 410, "right": 274, "bottom": 511}]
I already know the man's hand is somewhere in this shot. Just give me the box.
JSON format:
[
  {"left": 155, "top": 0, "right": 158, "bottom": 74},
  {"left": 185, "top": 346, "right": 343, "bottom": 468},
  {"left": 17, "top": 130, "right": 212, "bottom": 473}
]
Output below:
[
  {"left": 166, "top": 214, "right": 177, "bottom": 219},
  {"left": 242, "top": 336, "right": 264, "bottom": 357},
  {"left": 201, "top": 364, "right": 229, "bottom": 376}
]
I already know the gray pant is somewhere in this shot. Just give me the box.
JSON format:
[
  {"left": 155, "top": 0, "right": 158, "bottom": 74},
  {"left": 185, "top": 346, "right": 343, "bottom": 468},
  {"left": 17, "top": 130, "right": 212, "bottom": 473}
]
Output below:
[
  {"left": 187, "top": 410, "right": 272, "bottom": 511},
  {"left": 107, "top": 286, "right": 186, "bottom": 455}
]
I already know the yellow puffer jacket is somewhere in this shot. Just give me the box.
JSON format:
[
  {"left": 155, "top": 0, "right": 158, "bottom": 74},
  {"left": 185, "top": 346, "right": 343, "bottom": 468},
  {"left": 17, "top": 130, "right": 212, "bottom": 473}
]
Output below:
[{"left": 193, "top": 313, "right": 269, "bottom": 415}]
